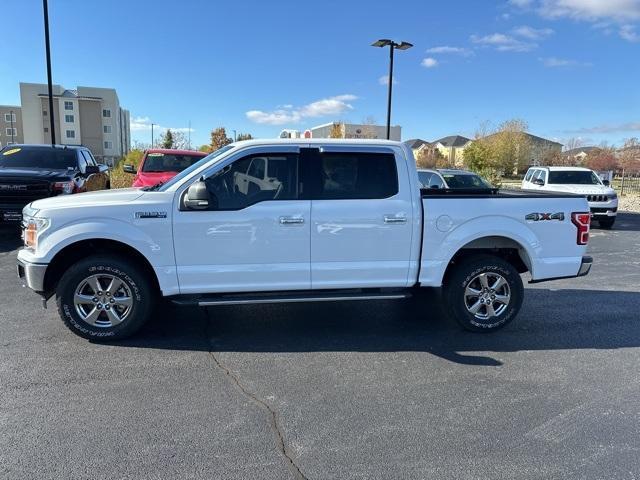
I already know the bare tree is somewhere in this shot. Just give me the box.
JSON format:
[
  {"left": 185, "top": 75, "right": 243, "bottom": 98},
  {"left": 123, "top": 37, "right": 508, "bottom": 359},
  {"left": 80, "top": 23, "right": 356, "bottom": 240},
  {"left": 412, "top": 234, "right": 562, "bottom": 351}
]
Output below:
[
  {"left": 619, "top": 137, "right": 640, "bottom": 173},
  {"left": 328, "top": 122, "right": 344, "bottom": 138},
  {"left": 360, "top": 116, "right": 378, "bottom": 139}
]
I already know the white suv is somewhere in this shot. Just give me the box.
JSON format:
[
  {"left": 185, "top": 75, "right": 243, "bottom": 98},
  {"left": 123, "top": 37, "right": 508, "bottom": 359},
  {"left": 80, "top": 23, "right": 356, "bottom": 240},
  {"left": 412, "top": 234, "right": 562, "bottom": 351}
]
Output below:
[{"left": 522, "top": 166, "right": 618, "bottom": 229}]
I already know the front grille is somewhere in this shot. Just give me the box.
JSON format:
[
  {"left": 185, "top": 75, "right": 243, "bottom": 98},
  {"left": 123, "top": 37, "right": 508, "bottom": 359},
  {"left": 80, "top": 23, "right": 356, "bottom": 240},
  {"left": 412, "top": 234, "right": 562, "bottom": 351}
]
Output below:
[
  {"left": 0, "top": 177, "right": 52, "bottom": 204},
  {"left": 587, "top": 194, "right": 609, "bottom": 202}
]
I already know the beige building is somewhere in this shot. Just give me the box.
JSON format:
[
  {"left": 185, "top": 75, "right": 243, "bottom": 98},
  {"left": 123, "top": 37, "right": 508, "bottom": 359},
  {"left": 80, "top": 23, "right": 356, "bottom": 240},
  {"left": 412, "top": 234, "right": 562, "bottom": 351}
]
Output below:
[
  {"left": 280, "top": 122, "right": 402, "bottom": 141},
  {"left": 0, "top": 105, "right": 23, "bottom": 148},
  {"left": 19, "top": 83, "right": 130, "bottom": 165},
  {"left": 433, "top": 135, "right": 472, "bottom": 167}
]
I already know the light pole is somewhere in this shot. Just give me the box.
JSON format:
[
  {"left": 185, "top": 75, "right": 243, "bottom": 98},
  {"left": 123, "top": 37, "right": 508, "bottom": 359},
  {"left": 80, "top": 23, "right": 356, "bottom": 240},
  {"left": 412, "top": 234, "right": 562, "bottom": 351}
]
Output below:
[
  {"left": 371, "top": 39, "right": 413, "bottom": 140},
  {"left": 151, "top": 123, "right": 155, "bottom": 147},
  {"left": 10, "top": 110, "right": 15, "bottom": 143},
  {"left": 43, "top": 0, "right": 56, "bottom": 145}
]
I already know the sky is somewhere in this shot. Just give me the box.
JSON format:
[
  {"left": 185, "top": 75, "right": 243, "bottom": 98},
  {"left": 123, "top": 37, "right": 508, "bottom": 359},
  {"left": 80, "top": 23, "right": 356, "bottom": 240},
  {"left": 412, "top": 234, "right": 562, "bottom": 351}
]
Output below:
[{"left": 1, "top": 0, "right": 639, "bottom": 149}]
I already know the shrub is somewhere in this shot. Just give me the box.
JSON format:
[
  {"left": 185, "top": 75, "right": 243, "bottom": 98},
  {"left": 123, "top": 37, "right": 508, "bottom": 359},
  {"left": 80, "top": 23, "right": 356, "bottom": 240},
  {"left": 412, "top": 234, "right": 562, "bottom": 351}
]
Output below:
[{"left": 110, "top": 149, "right": 144, "bottom": 189}]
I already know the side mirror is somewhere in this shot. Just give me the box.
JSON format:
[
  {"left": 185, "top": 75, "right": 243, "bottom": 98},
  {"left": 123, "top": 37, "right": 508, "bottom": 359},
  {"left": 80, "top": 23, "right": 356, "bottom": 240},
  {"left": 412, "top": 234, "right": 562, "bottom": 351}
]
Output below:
[
  {"left": 184, "top": 180, "right": 210, "bottom": 210},
  {"left": 430, "top": 184, "right": 441, "bottom": 189},
  {"left": 85, "top": 165, "right": 100, "bottom": 175},
  {"left": 533, "top": 178, "right": 545, "bottom": 186},
  {"left": 603, "top": 179, "right": 610, "bottom": 186},
  {"left": 123, "top": 164, "right": 136, "bottom": 174}
]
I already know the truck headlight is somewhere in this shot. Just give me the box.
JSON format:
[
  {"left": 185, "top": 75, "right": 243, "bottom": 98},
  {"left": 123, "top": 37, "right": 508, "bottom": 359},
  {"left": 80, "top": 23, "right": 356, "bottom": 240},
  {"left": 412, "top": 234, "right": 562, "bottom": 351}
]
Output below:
[{"left": 22, "top": 216, "right": 50, "bottom": 250}]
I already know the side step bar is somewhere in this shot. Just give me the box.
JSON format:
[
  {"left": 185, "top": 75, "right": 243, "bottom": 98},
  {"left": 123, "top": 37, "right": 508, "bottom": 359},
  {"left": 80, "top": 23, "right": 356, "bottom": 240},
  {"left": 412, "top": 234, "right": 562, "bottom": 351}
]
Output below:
[{"left": 170, "top": 289, "right": 411, "bottom": 307}]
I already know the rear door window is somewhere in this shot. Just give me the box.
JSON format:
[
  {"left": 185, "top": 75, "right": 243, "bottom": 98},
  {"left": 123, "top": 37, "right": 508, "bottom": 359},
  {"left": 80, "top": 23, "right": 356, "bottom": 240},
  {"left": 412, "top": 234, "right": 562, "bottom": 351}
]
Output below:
[{"left": 303, "top": 151, "right": 398, "bottom": 200}]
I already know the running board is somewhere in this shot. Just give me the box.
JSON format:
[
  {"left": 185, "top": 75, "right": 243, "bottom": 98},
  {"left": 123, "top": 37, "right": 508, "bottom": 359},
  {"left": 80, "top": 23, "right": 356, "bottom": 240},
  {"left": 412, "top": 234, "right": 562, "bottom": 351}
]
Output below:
[{"left": 170, "top": 290, "right": 411, "bottom": 307}]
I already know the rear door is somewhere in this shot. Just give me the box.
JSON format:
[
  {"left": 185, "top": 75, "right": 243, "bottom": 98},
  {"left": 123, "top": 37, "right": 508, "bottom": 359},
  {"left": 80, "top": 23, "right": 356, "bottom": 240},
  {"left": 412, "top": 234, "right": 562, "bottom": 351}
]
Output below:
[{"left": 304, "top": 146, "right": 414, "bottom": 289}]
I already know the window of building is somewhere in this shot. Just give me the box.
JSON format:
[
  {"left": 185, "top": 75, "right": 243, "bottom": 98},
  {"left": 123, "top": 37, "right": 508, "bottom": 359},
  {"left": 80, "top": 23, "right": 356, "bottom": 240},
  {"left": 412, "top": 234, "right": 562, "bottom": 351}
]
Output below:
[
  {"left": 103, "top": 125, "right": 112, "bottom": 134},
  {"left": 304, "top": 152, "right": 398, "bottom": 200},
  {"left": 4, "top": 113, "right": 16, "bottom": 123},
  {"left": 104, "top": 141, "right": 113, "bottom": 149},
  {"left": 64, "top": 101, "right": 73, "bottom": 111},
  {"left": 44, "top": 127, "right": 49, "bottom": 133},
  {"left": 66, "top": 130, "right": 75, "bottom": 139},
  {"left": 102, "top": 109, "right": 111, "bottom": 118},
  {"left": 43, "top": 110, "right": 48, "bottom": 116},
  {"left": 5, "top": 128, "right": 17, "bottom": 137},
  {"left": 65, "top": 114, "right": 74, "bottom": 123}
]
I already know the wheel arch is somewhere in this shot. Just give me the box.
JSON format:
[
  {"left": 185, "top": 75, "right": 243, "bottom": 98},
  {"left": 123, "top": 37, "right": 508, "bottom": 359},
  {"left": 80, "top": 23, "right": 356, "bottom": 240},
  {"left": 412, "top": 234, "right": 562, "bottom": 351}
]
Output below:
[{"left": 44, "top": 239, "right": 161, "bottom": 298}]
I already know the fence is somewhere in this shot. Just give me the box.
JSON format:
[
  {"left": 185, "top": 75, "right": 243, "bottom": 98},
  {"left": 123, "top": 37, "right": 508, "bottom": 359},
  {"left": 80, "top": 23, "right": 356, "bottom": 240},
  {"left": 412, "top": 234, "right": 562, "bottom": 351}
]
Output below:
[{"left": 616, "top": 172, "right": 640, "bottom": 195}]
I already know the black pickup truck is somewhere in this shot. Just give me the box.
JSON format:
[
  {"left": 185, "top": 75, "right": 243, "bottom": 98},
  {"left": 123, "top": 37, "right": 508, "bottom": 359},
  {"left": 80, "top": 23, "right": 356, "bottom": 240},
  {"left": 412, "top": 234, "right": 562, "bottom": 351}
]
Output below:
[{"left": 0, "top": 144, "right": 110, "bottom": 223}]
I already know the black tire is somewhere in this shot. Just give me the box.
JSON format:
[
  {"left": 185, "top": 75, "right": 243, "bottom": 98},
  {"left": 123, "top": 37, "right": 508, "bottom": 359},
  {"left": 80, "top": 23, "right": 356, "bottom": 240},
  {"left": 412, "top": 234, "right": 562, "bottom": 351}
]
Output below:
[
  {"left": 598, "top": 217, "right": 615, "bottom": 229},
  {"left": 444, "top": 254, "right": 524, "bottom": 332},
  {"left": 56, "top": 255, "right": 154, "bottom": 341}
]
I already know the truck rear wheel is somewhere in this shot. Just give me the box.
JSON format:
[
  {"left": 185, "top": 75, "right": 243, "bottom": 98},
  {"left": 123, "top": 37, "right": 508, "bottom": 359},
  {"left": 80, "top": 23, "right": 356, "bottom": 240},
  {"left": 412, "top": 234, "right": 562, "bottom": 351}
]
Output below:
[
  {"left": 55, "top": 255, "right": 154, "bottom": 341},
  {"left": 444, "top": 254, "right": 523, "bottom": 332}
]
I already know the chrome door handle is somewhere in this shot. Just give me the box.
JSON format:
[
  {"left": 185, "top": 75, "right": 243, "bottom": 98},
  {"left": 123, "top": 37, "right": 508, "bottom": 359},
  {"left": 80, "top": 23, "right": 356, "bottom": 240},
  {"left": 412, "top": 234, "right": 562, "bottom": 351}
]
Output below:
[
  {"left": 279, "top": 216, "right": 305, "bottom": 225},
  {"left": 384, "top": 215, "right": 407, "bottom": 224}
]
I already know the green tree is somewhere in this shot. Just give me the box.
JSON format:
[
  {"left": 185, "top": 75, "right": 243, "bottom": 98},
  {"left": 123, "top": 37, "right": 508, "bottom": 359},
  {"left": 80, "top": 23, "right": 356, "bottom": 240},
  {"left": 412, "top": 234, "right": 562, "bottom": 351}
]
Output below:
[
  {"left": 415, "top": 146, "right": 448, "bottom": 169},
  {"left": 198, "top": 144, "right": 213, "bottom": 153},
  {"left": 236, "top": 133, "right": 253, "bottom": 141},
  {"left": 209, "top": 127, "right": 232, "bottom": 151},
  {"left": 161, "top": 129, "right": 175, "bottom": 149}
]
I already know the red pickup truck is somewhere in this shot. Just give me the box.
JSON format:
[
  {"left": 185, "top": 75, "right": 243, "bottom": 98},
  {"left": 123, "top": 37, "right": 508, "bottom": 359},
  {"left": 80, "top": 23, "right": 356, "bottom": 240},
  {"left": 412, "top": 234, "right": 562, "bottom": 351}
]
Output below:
[{"left": 124, "top": 149, "right": 207, "bottom": 188}]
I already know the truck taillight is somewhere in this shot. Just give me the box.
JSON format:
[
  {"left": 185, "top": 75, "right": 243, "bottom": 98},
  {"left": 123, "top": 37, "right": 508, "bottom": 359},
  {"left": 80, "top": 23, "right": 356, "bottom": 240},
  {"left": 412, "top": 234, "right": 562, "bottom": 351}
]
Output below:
[
  {"left": 571, "top": 212, "right": 590, "bottom": 245},
  {"left": 53, "top": 181, "right": 75, "bottom": 194}
]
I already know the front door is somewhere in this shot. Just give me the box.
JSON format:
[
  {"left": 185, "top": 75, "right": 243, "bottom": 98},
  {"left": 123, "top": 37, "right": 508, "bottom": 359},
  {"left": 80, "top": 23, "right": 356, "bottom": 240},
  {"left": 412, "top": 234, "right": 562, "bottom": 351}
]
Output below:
[
  {"left": 304, "top": 147, "right": 414, "bottom": 289},
  {"left": 173, "top": 149, "right": 310, "bottom": 294}
]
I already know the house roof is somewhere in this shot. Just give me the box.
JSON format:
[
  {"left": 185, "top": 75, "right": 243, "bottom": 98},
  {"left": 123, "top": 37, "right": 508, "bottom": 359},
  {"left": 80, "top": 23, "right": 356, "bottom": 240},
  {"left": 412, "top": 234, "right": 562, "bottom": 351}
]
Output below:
[
  {"left": 404, "top": 138, "right": 430, "bottom": 149},
  {"left": 564, "top": 146, "right": 598, "bottom": 156},
  {"left": 433, "top": 135, "right": 472, "bottom": 147}
]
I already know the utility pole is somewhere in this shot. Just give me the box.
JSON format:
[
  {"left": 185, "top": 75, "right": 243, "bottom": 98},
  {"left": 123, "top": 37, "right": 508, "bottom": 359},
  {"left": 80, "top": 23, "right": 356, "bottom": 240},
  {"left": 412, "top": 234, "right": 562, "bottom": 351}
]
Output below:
[
  {"left": 151, "top": 123, "right": 155, "bottom": 147},
  {"left": 188, "top": 120, "right": 191, "bottom": 149},
  {"left": 43, "top": 0, "right": 56, "bottom": 145}
]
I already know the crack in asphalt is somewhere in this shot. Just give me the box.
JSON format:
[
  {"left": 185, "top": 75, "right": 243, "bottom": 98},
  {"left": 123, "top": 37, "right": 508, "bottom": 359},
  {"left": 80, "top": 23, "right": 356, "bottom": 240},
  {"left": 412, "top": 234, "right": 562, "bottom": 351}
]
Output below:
[{"left": 203, "top": 309, "right": 308, "bottom": 480}]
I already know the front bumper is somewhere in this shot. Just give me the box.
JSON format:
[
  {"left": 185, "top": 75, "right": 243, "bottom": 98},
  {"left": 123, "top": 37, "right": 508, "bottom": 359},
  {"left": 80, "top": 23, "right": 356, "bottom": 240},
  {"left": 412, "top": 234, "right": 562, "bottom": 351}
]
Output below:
[
  {"left": 588, "top": 200, "right": 618, "bottom": 218},
  {"left": 16, "top": 257, "right": 48, "bottom": 293}
]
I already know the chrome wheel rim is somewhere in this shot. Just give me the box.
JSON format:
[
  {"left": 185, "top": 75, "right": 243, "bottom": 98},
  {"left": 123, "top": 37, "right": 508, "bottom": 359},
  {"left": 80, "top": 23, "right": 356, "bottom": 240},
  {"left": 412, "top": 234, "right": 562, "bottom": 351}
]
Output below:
[
  {"left": 74, "top": 274, "right": 133, "bottom": 328},
  {"left": 464, "top": 272, "right": 511, "bottom": 321}
]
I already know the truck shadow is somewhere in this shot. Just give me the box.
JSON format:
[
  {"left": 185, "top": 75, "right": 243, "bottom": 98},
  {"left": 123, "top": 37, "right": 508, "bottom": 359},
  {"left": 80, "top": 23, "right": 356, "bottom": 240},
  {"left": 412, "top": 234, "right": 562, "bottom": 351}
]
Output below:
[
  {"left": 600, "top": 212, "right": 640, "bottom": 232},
  {"left": 111, "top": 288, "right": 640, "bottom": 366}
]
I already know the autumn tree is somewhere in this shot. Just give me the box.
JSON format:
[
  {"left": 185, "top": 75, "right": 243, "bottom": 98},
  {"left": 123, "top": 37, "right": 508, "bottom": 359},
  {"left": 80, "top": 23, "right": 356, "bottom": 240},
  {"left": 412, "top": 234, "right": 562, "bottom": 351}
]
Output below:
[
  {"left": 415, "top": 146, "right": 448, "bottom": 169},
  {"left": 328, "top": 122, "right": 344, "bottom": 138},
  {"left": 209, "top": 127, "right": 233, "bottom": 151},
  {"left": 487, "top": 119, "right": 532, "bottom": 174},
  {"left": 619, "top": 138, "right": 640, "bottom": 173},
  {"left": 585, "top": 147, "right": 619, "bottom": 171}
]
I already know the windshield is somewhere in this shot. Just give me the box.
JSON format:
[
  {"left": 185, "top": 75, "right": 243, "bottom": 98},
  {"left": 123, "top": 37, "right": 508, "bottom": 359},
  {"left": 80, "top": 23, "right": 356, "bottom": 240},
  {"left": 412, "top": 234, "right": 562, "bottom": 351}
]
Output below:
[
  {"left": 548, "top": 170, "right": 602, "bottom": 185},
  {"left": 0, "top": 147, "right": 77, "bottom": 170},
  {"left": 141, "top": 153, "right": 206, "bottom": 173},
  {"left": 157, "top": 145, "right": 235, "bottom": 191},
  {"left": 442, "top": 173, "right": 493, "bottom": 189}
]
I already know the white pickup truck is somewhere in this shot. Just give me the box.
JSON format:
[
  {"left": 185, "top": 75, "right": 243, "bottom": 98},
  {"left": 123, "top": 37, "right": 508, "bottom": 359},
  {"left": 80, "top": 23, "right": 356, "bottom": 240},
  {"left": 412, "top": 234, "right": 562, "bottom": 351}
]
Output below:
[{"left": 17, "top": 139, "right": 593, "bottom": 340}]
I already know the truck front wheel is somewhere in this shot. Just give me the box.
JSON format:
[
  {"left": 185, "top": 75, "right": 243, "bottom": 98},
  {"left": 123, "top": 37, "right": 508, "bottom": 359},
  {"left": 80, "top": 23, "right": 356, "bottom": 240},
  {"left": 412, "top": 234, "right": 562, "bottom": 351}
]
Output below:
[
  {"left": 444, "top": 255, "right": 523, "bottom": 332},
  {"left": 55, "top": 255, "right": 154, "bottom": 341}
]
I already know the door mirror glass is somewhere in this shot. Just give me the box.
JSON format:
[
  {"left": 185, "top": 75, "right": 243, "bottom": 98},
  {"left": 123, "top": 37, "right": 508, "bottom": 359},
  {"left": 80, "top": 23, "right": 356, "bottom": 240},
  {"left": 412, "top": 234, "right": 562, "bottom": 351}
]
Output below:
[
  {"left": 184, "top": 180, "right": 211, "bottom": 210},
  {"left": 123, "top": 164, "right": 136, "bottom": 174},
  {"left": 85, "top": 165, "right": 100, "bottom": 175},
  {"left": 602, "top": 179, "right": 610, "bottom": 186}
]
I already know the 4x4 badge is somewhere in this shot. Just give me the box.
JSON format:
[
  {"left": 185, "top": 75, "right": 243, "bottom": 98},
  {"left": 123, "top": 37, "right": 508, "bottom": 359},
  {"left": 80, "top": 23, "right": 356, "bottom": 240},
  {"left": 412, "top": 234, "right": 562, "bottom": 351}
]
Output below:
[{"left": 525, "top": 212, "right": 564, "bottom": 221}]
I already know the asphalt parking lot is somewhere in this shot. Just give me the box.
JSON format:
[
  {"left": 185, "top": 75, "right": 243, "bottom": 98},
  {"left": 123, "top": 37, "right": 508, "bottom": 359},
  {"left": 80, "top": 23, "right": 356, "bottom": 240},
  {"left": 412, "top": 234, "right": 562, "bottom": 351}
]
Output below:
[{"left": 1, "top": 214, "right": 639, "bottom": 480}]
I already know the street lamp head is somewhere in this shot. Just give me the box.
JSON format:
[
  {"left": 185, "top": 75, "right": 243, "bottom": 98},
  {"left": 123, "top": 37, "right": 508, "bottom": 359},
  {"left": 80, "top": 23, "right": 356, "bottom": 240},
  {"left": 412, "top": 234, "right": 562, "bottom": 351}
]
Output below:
[
  {"left": 372, "top": 39, "right": 392, "bottom": 48},
  {"left": 396, "top": 41, "right": 413, "bottom": 50}
]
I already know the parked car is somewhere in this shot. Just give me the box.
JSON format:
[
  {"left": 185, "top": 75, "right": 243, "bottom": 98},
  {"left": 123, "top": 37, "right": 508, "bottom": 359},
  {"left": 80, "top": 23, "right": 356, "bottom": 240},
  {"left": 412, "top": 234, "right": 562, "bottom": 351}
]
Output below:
[
  {"left": 124, "top": 149, "right": 208, "bottom": 188},
  {"left": 0, "top": 144, "right": 109, "bottom": 224},
  {"left": 17, "top": 139, "right": 592, "bottom": 341},
  {"left": 522, "top": 166, "right": 618, "bottom": 229},
  {"left": 418, "top": 168, "right": 493, "bottom": 189}
]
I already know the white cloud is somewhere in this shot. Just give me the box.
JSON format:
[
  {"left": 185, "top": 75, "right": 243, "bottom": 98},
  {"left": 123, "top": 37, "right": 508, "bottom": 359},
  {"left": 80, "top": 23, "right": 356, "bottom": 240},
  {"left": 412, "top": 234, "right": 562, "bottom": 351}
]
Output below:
[
  {"left": 378, "top": 75, "right": 398, "bottom": 85},
  {"left": 539, "top": 56, "right": 593, "bottom": 67},
  {"left": 425, "top": 45, "right": 474, "bottom": 56},
  {"left": 130, "top": 116, "right": 193, "bottom": 133},
  {"left": 246, "top": 94, "right": 358, "bottom": 125},
  {"left": 421, "top": 57, "right": 439, "bottom": 68},
  {"left": 538, "top": 0, "right": 640, "bottom": 22},
  {"left": 512, "top": 25, "right": 555, "bottom": 39},
  {"left": 620, "top": 24, "right": 640, "bottom": 41},
  {"left": 470, "top": 33, "right": 537, "bottom": 51}
]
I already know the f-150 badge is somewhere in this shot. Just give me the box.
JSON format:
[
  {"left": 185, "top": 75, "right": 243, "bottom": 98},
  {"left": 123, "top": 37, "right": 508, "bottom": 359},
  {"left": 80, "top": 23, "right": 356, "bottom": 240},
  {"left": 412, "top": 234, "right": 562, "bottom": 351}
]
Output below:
[
  {"left": 525, "top": 212, "right": 564, "bottom": 221},
  {"left": 135, "top": 211, "right": 167, "bottom": 219}
]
